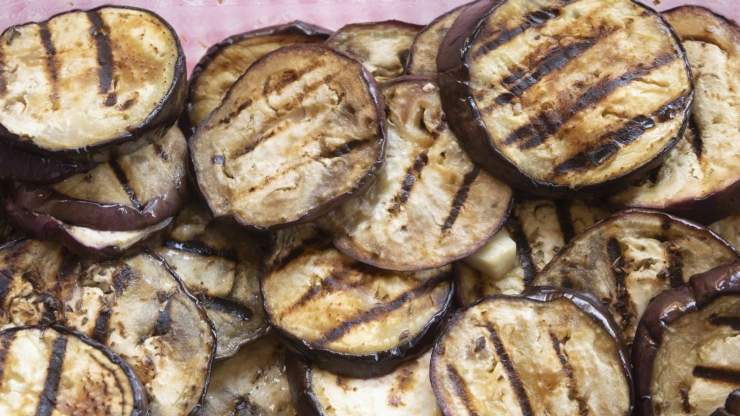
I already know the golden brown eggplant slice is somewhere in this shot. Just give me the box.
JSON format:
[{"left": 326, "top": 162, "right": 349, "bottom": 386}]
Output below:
[{"left": 405, "top": 4, "right": 467, "bottom": 75}]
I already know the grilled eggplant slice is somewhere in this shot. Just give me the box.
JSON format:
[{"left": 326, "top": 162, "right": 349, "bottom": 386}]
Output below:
[
  {"left": 187, "top": 21, "right": 331, "bottom": 129},
  {"left": 633, "top": 261, "right": 740, "bottom": 416},
  {"left": 287, "top": 350, "right": 441, "bottom": 416},
  {"left": 713, "top": 390, "right": 740, "bottom": 416},
  {"left": 190, "top": 44, "right": 385, "bottom": 230},
  {"left": 533, "top": 209, "right": 739, "bottom": 345},
  {"left": 202, "top": 334, "right": 296, "bottom": 416},
  {"left": 326, "top": 21, "right": 421, "bottom": 82},
  {"left": 0, "top": 325, "right": 148, "bottom": 415},
  {"left": 405, "top": 4, "right": 467, "bottom": 76},
  {"left": 262, "top": 224, "right": 453, "bottom": 377},
  {"left": 0, "top": 6, "right": 186, "bottom": 161},
  {"left": 431, "top": 288, "right": 633, "bottom": 416},
  {"left": 328, "top": 79, "right": 511, "bottom": 271},
  {"left": 57, "top": 253, "right": 215, "bottom": 416},
  {"left": 157, "top": 203, "right": 267, "bottom": 360},
  {"left": 438, "top": 0, "right": 692, "bottom": 196},
  {"left": 712, "top": 214, "right": 740, "bottom": 250}
]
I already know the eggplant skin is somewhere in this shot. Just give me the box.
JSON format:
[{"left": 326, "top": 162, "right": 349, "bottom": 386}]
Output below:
[{"left": 0, "top": 141, "right": 95, "bottom": 183}]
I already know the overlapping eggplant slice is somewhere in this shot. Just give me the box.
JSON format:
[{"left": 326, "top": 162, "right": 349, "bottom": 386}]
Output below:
[
  {"left": 431, "top": 289, "right": 633, "bottom": 416},
  {"left": 633, "top": 261, "right": 740, "bottom": 416},
  {"left": 326, "top": 21, "right": 421, "bottom": 82},
  {"left": 0, "top": 325, "right": 148, "bottom": 415},
  {"left": 0, "top": 141, "right": 95, "bottom": 183},
  {"left": 287, "top": 350, "right": 441, "bottom": 416},
  {"left": 0, "top": 6, "right": 186, "bottom": 161},
  {"left": 712, "top": 214, "right": 740, "bottom": 250},
  {"left": 328, "top": 78, "right": 511, "bottom": 271},
  {"left": 262, "top": 224, "right": 453, "bottom": 377},
  {"left": 190, "top": 44, "right": 385, "bottom": 230},
  {"left": 533, "top": 209, "right": 739, "bottom": 345},
  {"left": 437, "top": 0, "right": 692, "bottom": 196},
  {"left": 405, "top": 4, "right": 467, "bottom": 76}
]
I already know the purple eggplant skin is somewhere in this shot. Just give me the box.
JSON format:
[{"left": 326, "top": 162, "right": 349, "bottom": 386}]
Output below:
[
  {"left": 632, "top": 261, "right": 740, "bottom": 416},
  {"left": 285, "top": 353, "right": 323, "bottom": 416},
  {"left": 435, "top": 0, "right": 693, "bottom": 198},
  {"left": 0, "top": 141, "right": 96, "bottom": 183}
]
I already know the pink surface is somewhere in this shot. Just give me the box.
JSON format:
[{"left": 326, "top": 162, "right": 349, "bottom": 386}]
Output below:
[{"left": 2, "top": 0, "right": 737, "bottom": 73}]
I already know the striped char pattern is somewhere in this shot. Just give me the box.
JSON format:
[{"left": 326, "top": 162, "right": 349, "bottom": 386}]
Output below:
[
  {"left": 109, "top": 158, "right": 143, "bottom": 210},
  {"left": 549, "top": 332, "right": 589, "bottom": 416},
  {"left": 86, "top": 11, "right": 117, "bottom": 106},
  {"left": 36, "top": 335, "right": 67, "bottom": 416}
]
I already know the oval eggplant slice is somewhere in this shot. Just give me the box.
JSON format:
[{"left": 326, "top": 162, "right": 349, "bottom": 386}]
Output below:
[
  {"left": 0, "top": 6, "right": 186, "bottom": 161},
  {"left": 633, "top": 261, "right": 740, "bottom": 416},
  {"left": 262, "top": 224, "right": 453, "bottom": 377},
  {"left": 712, "top": 214, "right": 740, "bottom": 251},
  {"left": 202, "top": 334, "right": 296, "bottom": 416},
  {"left": 328, "top": 78, "right": 512, "bottom": 271},
  {"left": 157, "top": 203, "right": 268, "bottom": 360},
  {"left": 190, "top": 44, "right": 385, "bottom": 230},
  {"left": 0, "top": 325, "right": 148, "bottom": 416},
  {"left": 533, "top": 209, "right": 739, "bottom": 345},
  {"left": 437, "top": 0, "right": 692, "bottom": 196},
  {"left": 57, "top": 253, "right": 215, "bottom": 416},
  {"left": 326, "top": 21, "right": 421, "bottom": 82},
  {"left": 431, "top": 289, "right": 633, "bottom": 416},
  {"left": 187, "top": 21, "right": 331, "bottom": 129},
  {"left": 405, "top": 4, "right": 467, "bottom": 76},
  {"left": 611, "top": 7, "right": 740, "bottom": 223},
  {"left": 287, "top": 350, "right": 441, "bottom": 416}
]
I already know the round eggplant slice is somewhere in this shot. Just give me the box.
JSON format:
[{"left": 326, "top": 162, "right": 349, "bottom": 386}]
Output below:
[
  {"left": 11, "top": 125, "right": 188, "bottom": 231},
  {"left": 457, "top": 199, "right": 609, "bottom": 304},
  {"left": 262, "top": 224, "right": 453, "bottom": 377},
  {"left": 430, "top": 289, "right": 633, "bottom": 416},
  {"left": 190, "top": 44, "right": 385, "bottom": 230},
  {"left": 326, "top": 21, "right": 421, "bottom": 82},
  {"left": 437, "top": 0, "right": 692, "bottom": 196},
  {"left": 57, "top": 253, "right": 215, "bottom": 416},
  {"left": 0, "top": 325, "right": 148, "bottom": 416},
  {"left": 187, "top": 21, "right": 331, "bottom": 129},
  {"left": 633, "top": 261, "right": 740, "bottom": 416},
  {"left": 611, "top": 7, "right": 740, "bottom": 223},
  {"left": 405, "top": 4, "right": 467, "bottom": 76},
  {"left": 202, "top": 334, "right": 296, "bottom": 416},
  {"left": 328, "top": 79, "right": 512, "bottom": 271},
  {"left": 287, "top": 350, "right": 441, "bottom": 416},
  {"left": 712, "top": 214, "right": 740, "bottom": 251},
  {"left": 157, "top": 203, "right": 268, "bottom": 360},
  {"left": 0, "top": 6, "right": 186, "bottom": 161},
  {"left": 533, "top": 209, "right": 739, "bottom": 345}
]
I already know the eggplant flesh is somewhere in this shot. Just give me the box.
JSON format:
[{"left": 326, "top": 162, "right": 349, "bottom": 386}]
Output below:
[
  {"left": 711, "top": 214, "right": 740, "bottom": 251},
  {"left": 405, "top": 5, "right": 465, "bottom": 76}
]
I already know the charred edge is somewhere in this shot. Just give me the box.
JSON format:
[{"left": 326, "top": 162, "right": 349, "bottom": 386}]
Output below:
[
  {"left": 319, "top": 138, "right": 369, "bottom": 159},
  {"left": 38, "top": 23, "right": 59, "bottom": 108},
  {"left": 680, "top": 387, "right": 692, "bottom": 413},
  {"left": 0, "top": 270, "right": 10, "bottom": 306},
  {"left": 92, "top": 309, "right": 111, "bottom": 343},
  {"left": 112, "top": 264, "right": 135, "bottom": 295},
  {"left": 709, "top": 315, "right": 740, "bottom": 330},
  {"left": 446, "top": 364, "right": 480, "bottom": 416},
  {"left": 442, "top": 166, "right": 480, "bottom": 232},
  {"left": 0, "top": 331, "right": 16, "bottom": 385},
  {"left": 688, "top": 115, "right": 703, "bottom": 159},
  {"left": 217, "top": 98, "right": 253, "bottom": 126},
  {"left": 87, "top": 11, "right": 116, "bottom": 106},
  {"left": 606, "top": 238, "right": 632, "bottom": 331},
  {"left": 693, "top": 367, "right": 740, "bottom": 384},
  {"left": 389, "top": 152, "right": 429, "bottom": 214},
  {"left": 473, "top": 6, "right": 564, "bottom": 59},
  {"left": 152, "top": 297, "right": 173, "bottom": 337},
  {"left": 36, "top": 335, "right": 67, "bottom": 416},
  {"left": 270, "top": 236, "right": 328, "bottom": 272},
  {"left": 199, "top": 295, "right": 252, "bottom": 321},
  {"left": 279, "top": 266, "right": 355, "bottom": 319},
  {"left": 549, "top": 332, "right": 588, "bottom": 415},
  {"left": 109, "top": 159, "right": 143, "bottom": 210},
  {"left": 263, "top": 61, "right": 322, "bottom": 96},
  {"left": 484, "top": 324, "right": 533, "bottom": 416},
  {"left": 666, "top": 243, "right": 684, "bottom": 288},
  {"left": 163, "top": 240, "right": 237, "bottom": 261},
  {"left": 554, "top": 200, "right": 575, "bottom": 243},
  {"left": 507, "top": 215, "right": 536, "bottom": 285}
]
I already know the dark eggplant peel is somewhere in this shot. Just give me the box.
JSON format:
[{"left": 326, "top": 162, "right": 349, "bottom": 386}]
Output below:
[
  {"left": 431, "top": 288, "right": 633, "bottom": 416},
  {"left": 437, "top": 0, "right": 692, "bottom": 196},
  {"left": 0, "top": 141, "right": 94, "bottom": 183},
  {"left": 712, "top": 213, "right": 740, "bottom": 251},
  {"left": 633, "top": 261, "right": 740, "bottom": 416},
  {"left": 326, "top": 21, "right": 421, "bottom": 82},
  {"left": 0, "top": 6, "right": 186, "bottom": 162},
  {"left": 405, "top": 4, "right": 468, "bottom": 76},
  {"left": 190, "top": 44, "right": 385, "bottom": 230},
  {"left": 328, "top": 78, "right": 512, "bottom": 271},
  {"left": 533, "top": 209, "right": 739, "bottom": 345},
  {"left": 0, "top": 325, "right": 148, "bottom": 416},
  {"left": 262, "top": 224, "right": 453, "bottom": 378}
]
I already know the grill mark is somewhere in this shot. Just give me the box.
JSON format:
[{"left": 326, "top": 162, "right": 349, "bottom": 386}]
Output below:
[
  {"left": 152, "top": 297, "right": 173, "bottom": 337},
  {"left": 607, "top": 238, "right": 632, "bottom": 331},
  {"left": 319, "top": 138, "right": 369, "bottom": 159},
  {"left": 199, "top": 295, "right": 252, "bottom": 321},
  {"left": 388, "top": 152, "right": 430, "bottom": 214},
  {"left": 549, "top": 332, "right": 588, "bottom": 415},
  {"left": 709, "top": 315, "right": 740, "bottom": 331},
  {"left": 693, "top": 367, "right": 740, "bottom": 384},
  {"left": 680, "top": 387, "right": 692, "bottom": 413},
  {"left": 217, "top": 98, "right": 253, "bottom": 126},
  {"left": 473, "top": 5, "right": 566, "bottom": 59},
  {"left": 38, "top": 23, "right": 59, "bottom": 108},
  {"left": 666, "top": 243, "right": 684, "bottom": 288},
  {"left": 442, "top": 166, "right": 480, "bottom": 232},
  {"left": 0, "top": 332, "right": 16, "bottom": 387},
  {"left": 112, "top": 265, "right": 135, "bottom": 295},
  {"left": 164, "top": 239, "right": 237, "bottom": 261},
  {"left": 507, "top": 216, "right": 536, "bottom": 285},
  {"left": 109, "top": 159, "right": 143, "bottom": 210},
  {"left": 687, "top": 115, "right": 703, "bottom": 159},
  {"left": 263, "top": 61, "right": 322, "bottom": 96},
  {"left": 484, "top": 324, "right": 533, "bottom": 416},
  {"left": 36, "top": 335, "right": 67, "bottom": 416},
  {"left": 278, "top": 266, "right": 356, "bottom": 319},
  {"left": 554, "top": 200, "right": 575, "bottom": 243},
  {"left": 87, "top": 11, "right": 116, "bottom": 106},
  {"left": 92, "top": 309, "right": 111, "bottom": 342},
  {"left": 446, "top": 364, "right": 480, "bottom": 416}
]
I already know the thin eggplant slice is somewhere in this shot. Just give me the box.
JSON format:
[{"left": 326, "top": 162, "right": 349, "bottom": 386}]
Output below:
[
  {"left": 0, "top": 141, "right": 94, "bottom": 183},
  {"left": 633, "top": 261, "right": 740, "bottom": 416},
  {"left": 0, "top": 325, "right": 148, "bottom": 416},
  {"left": 405, "top": 4, "right": 467, "bottom": 75},
  {"left": 0, "top": 6, "right": 186, "bottom": 161},
  {"left": 711, "top": 214, "right": 740, "bottom": 250},
  {"left": 437, "top": 0, "right": 691, "bottom": 196},
  {"left": 190, "top": 44, "right": 385, "bottom": 230},
  {"left": 326, "top": 21, "right": 421, "bottom": 82},
  {"left": 328, "top": 79, "right": 512, "bottom": 271},
  {"left": 57, "top": 253, "right": 215, "bottom": 416},
  {"left": 431, "top": 289, "right": 633, "bottom": 416},
  {"left": 533, "top": 209, "right": 739, "bottom": 345},
  {"left": 287, "top": 350, "right": 441, "bottom": 416}
]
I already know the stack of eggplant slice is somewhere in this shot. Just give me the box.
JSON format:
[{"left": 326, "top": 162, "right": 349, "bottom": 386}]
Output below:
[{"left": 0, "top": 1, "right": 738, "bottom": 415}]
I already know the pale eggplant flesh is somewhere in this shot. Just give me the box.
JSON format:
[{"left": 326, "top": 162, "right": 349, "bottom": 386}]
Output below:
[
  {"left": 711, "top": 214, "right": 740, "bottom": 251},
  {"left": 405, "top": 4, "right": 467, "bottom": 76}
]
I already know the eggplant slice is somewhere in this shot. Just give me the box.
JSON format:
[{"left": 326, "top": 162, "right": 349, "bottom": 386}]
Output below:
[
  {"left": 437, "top": 0, "right": 692, "bottom": 196},
  {"left": 633, "top": 261, "right": 740, "bottom": 416},
  {"left": 190, "top": 44, "right": 385, "bottom": 230},
  {"left": 0, "top": 6, "right": 186, "bottom": 161},
  {"left": 328, "top": 79, "right": 512, "bottom": 271},
  {"left": 0, "top": 325, "right": 148, "bottom": 415},
  {"left": 326, "top": 21, "right": 421, "bottom": 82},
  {"left": 431, "top": 289, "right": 633, "bottom": 416},
  {"left": 405, "top": 4, "right": 467, "bottom": 76},
  {"left": 712, "top": 214, "right": 740, "bottom": 251},
  {"left": 262, "top": 224, "right": 453, "bottom": 377},
  {"left": 57, "top": 253, "right": 215, "bottom": 416},
  {"left": 202, "top": 334, "right": 296, "bottom": 416},
  {"left": 157, "top": 203, "right": 268, "bottom": 360},
  {"left": 287, "top": 350, "right": 441, "bottom": 416},
  {"left": 0, "top": 141, "right": 94, "bottom": 183},
  {"left": 533, "top": 209, "right": 739, "bottom": 345},
  {"left": 187, "top": 21, "right": 331, "bottom": 129}
]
